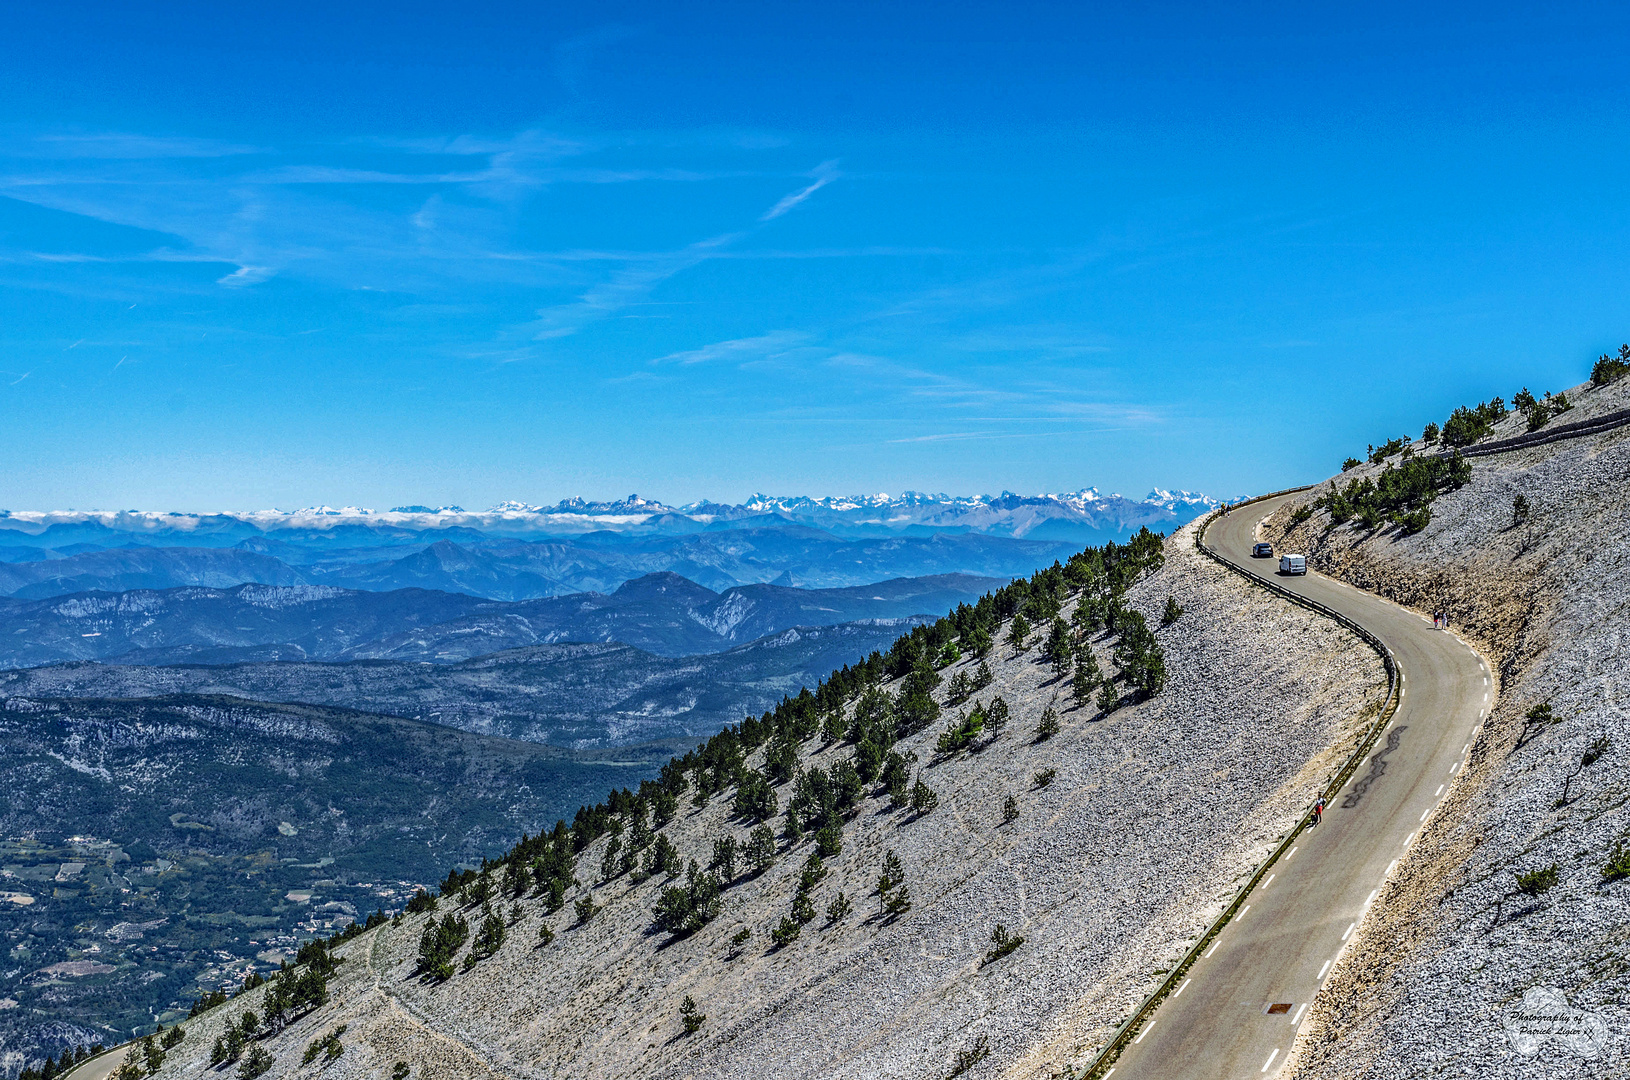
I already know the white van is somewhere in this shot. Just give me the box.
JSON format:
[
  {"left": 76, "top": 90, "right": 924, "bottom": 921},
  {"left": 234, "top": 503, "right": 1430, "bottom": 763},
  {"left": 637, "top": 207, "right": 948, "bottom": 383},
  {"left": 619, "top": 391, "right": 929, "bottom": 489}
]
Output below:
[{"left": 1279, "top": 554, "right": 1307, "bottom": 576}]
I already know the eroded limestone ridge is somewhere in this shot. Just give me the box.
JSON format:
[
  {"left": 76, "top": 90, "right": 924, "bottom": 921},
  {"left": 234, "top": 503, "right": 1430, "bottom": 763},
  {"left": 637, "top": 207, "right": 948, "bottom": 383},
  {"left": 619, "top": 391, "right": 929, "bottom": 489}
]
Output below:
[
  {"left": 1269, "top": 372, "right": 1630, "bottom": 1078},
  {"left": 124, "top": 525, "right": 1383, "bottom": 1080}
]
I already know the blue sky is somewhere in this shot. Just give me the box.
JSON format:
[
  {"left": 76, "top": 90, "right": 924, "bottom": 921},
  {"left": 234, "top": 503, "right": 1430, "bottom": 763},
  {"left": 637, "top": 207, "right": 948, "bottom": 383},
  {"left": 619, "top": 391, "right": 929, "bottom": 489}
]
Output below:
[{"left": 2, "top": 1, "right": 1628, "bottom": 511}]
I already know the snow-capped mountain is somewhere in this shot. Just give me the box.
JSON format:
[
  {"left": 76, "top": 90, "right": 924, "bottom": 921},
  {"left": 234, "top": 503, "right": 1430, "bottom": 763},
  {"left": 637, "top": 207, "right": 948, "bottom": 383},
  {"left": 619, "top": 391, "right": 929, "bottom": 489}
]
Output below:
[
  {"left": 0, "top": 487, "right": 1222, "bottom": 602},
  {"left": 0, "top": 487, "right": 1218, "bottom": 542}
]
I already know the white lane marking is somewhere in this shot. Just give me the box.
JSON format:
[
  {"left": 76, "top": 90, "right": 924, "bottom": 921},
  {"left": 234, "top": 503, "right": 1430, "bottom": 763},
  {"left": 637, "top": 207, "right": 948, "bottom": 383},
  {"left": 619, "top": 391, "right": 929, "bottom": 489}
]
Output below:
[
  {"left": 1420, "top": 807, "right": 1431, "bottom": 821},
  {"left": 1341, "top": 922, "right": 1355, "bottom": 941},
  {"left": 1386, "top": 859, "right": 1397, "bottom": 875},
  {"left": 1285, "top": 846, "right": 1297, "bottom": 861},
  {"left": 1404, "top": 831, "right": 1416, "bottom": 846},
  {"left": 1365, "top": 889, "right": 1378, "bottom": 907},
  {"left": 1435, "top": 784, "right": 1445, "bottom": 797},
  {"left": 1238, "top": 904, "right": 1251, "bottom": 921},
  {"left": 1463, "top": 743, "right": 1471, "bottom": 755},
  {"left": 1261, "top": 874, "right": 1275, "bottom": 891},
  {"left": 1291, "top": 1002, "right": 1307, "bottom": 1026},
  {"left": 1133, "top": 1019, "right": 1156, "bottom": 1044},
  {"left": 1204, "top": 939, "right": 1220, "bottom": 958},
  {"left": 1262, "top": 1047, "right": 1280, "bottom": 1072},
  {"left": 1317, "top": 959, "right": 1332, "bottom": 979},
  {"left": 1104, "top": 1070, "right": 1114, "bottom": 1079},
  {"left": 1173, "top": 978, "right": 1191, "bottom": 999},
  {"left": 1449, "top": 762, "right": 1459, "bottom": 775}
]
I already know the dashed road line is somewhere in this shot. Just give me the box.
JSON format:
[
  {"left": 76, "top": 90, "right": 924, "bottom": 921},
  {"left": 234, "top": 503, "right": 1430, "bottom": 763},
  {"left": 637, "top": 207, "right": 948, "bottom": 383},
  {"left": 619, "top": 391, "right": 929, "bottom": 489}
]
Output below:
[
  {"left": 1261, "top": 1047, "right": 1280, "bottom": 1072},
  {"left": 1133, "top": 1020, "right": 1156, "bottom": 1044},
  {"left": 1172, "top": 978, "right": 1191, "bottom": 999},
  {"left": 1317, "top": 959, "right": 1332, "bottom": 980},
  {"left": 1291, "top": 1003, "right": 1307, "bottom": 1025},
  {"left": 1420, "top": 807, "right": 1431, "bottom": 821},
  {"left": 1341, "top": 922, "right": 1355, "bottom": 941},
  {"left": 1238, "top": 904, "right": 1251, "bottom": 921},
  {"left": 1285, "top": 846, "right": 1297, "bottom": 862},
  {"left": 1434, "top": 784, "right": 1444, "bottom": 797},
  {"left": 1261, "top": 874, "right": 1275, "bottom": 891}
]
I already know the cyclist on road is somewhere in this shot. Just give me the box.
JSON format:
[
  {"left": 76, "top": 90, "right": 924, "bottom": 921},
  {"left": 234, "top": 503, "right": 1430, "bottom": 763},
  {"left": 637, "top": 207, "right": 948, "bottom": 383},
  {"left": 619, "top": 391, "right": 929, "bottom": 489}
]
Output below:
[{"left": 1311, "top": 797, "right": 1326, "bottom": 827}]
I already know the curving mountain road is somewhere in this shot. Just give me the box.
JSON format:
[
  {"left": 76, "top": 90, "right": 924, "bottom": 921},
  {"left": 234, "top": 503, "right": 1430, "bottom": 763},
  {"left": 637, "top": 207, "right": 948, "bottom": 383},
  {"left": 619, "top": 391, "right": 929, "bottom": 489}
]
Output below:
[{"left": 1107, "top": 493, "right": 1492, "bottom": 1078}]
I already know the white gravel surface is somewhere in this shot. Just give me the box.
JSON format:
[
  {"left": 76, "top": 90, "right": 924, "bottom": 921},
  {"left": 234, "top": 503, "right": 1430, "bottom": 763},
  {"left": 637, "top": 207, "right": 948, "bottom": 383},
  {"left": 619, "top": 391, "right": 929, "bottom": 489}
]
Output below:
[{"left": 140, "top": 526, "right": 1385, "bottom": 1080}]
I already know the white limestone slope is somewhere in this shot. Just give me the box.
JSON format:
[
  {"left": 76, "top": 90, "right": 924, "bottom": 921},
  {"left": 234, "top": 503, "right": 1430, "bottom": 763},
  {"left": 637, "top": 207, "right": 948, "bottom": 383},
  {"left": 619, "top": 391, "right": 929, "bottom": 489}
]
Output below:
[{"left": 140, "top": 524, "right": 1382, "bottom": 1080}]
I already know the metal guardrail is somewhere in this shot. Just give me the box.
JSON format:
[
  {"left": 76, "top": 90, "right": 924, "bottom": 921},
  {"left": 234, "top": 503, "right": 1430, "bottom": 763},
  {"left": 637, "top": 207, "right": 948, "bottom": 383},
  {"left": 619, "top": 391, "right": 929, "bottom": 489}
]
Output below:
[
  {"left": 1428, "top": 403, "right": 1630, "bottom": 459},
  {"left": 1083, "top": 486, "right": 1402, "bottom": 1079}
]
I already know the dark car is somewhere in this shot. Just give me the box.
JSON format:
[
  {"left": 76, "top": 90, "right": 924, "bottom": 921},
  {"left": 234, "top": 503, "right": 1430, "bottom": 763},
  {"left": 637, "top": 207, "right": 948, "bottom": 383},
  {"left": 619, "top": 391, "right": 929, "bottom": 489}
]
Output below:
[{"left": 1252, "top": 542, "right": 1274, "bottom": 558}]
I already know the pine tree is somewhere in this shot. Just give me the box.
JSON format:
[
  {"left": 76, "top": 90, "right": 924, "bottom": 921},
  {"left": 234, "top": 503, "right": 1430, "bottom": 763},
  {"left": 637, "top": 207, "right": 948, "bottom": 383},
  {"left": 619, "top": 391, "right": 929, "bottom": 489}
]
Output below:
[
  {"left": 680, "top": 995, "right": 706, "bottom": 1035},
  {"left": 909, "top": 775, "right": 939, "bottom": 816},
  {"left": 238, "top": 1046, "right": 274, "bottom": 1079},
  {"left": 1097, "top": 682, "right": 1120, "bottom": 715},
  {"left": 771, "top": 915, "right": 802, "bottom": 948},
  {"left": 984, "top": 695, "right": 1010, "bottom": 737},
  {"left": 573, "top": 895, "right": 598, "bottom": 925},
  {"left": 1002, "top": 794, "right": 1019, "bottom": 824},
  {"left": 883, "top": 882, "right": 912, "bottom": 919},
  {"left": 790, "top": 890, "right": 816, "bottom": 924},
  {"left": 1035, "top": 704, "right": 1060, "bottom": 742},
  {"left": 651, "top": 788, "right": 679, "bottom": 827},
  {"left": 1007, "top": 613, "right": 1031, "bottom": 652},
  {"left": 709, "top": 836, "right": 738, "bottom": 881},
  {"left": 600, "top": 835, "right": 624, "bottom": 882},
  {"left": 1046, "top": 616, "right": 1072, "bottom": 676},
  {"left": 1161, "top": 595, "right": 1183, "bottom": 626},
  {"left": 1072, "top": 644, "right": 1101, "bottom": 706},
  {"left": 744, "top": 825, "right": 778, "bottom": 875},
  {"left": 971, "top": 658, "right": 994, "bottom": 690},
  {"left": 815, "top": 821, "right": 843, "bottom": 858},
  {"left": 825, "top": 892, "right": 853, "bottom": 924},
  {"left": 877, "top": 849, "right": 904, "bottom": 896}
]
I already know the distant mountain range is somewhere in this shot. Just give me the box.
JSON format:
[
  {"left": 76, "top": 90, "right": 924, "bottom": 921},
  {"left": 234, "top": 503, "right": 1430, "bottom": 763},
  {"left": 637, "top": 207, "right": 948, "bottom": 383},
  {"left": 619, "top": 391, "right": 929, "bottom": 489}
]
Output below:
[
  {"left": 0, "top": 571, "right": 1003, "bottom": 669},
  {"left": 0, "top": 489, "right": 1215, "bottom": 601}
]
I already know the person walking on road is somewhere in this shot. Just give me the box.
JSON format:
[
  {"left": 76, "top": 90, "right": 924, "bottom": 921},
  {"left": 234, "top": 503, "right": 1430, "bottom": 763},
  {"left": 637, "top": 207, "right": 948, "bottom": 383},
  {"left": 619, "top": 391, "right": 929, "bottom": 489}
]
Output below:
[{"left": 1311, "top": 796, "right": 1326, "bottom": 827}]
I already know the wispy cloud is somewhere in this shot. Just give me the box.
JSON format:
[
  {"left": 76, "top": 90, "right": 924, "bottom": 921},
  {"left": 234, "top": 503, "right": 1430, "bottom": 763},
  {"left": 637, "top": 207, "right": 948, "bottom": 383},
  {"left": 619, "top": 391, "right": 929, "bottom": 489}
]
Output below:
[
  {"left": 23, "top": 133, "right": 267, "bottom": 159},
  {"left": 761, "top": 159, "right": 840, "bottom": 221},
  {"left": 653, "top": 331, "right": 811, "bottom": 365},
  {"left": 217, "top": 264, "right": 276, "bottom": 287}
]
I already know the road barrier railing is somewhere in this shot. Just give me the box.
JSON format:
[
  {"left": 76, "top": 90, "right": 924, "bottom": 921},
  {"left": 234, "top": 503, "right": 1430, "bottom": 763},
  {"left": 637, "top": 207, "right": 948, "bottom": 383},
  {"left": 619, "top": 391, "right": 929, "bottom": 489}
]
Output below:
[{"left": 1084, "top": 486, "right": 1401, "bottom": 1080}]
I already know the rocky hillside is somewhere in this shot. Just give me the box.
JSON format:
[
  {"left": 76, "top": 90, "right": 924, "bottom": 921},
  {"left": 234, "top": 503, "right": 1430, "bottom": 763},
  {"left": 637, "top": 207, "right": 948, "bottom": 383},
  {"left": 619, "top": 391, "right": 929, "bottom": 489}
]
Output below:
[
  {"left": 113, "top": 523, "right": 1384, "bottom": 1080},
  {"left": 1261, "top": 369, "right": 1630, "bottom": 1076}
]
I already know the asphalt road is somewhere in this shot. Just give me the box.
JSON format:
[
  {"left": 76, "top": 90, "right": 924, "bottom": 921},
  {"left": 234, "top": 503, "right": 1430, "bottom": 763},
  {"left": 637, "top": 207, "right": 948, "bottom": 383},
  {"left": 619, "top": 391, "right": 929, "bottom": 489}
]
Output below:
[
  {"left": 1109, "top": 494, "right": 1492, "bottom": 1079},
  {"left": 60, "top": 1047, "right": 124, "bottom": 1080}
]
